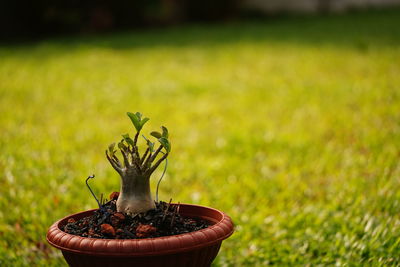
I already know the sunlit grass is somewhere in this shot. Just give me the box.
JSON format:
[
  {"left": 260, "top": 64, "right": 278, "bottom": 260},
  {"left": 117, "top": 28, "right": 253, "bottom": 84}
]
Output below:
[{"left": 1, "top": 9, "right": 400, "bottom": 266}]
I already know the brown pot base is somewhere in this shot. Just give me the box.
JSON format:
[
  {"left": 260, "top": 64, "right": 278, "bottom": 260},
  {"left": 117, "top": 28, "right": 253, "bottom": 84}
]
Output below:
[{"left": 62, "top": 243, "right": 221, "bottom": 267}]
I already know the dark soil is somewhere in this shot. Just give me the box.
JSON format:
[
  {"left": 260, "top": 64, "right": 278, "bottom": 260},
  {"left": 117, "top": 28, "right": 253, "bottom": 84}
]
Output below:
[{"left": 63, "top": 198, "right": 210, "bottom": 239}]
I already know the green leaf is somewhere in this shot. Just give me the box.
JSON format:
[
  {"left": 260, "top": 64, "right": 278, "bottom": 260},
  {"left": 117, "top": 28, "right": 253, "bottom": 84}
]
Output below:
[
  {"left": 142, "top": 135, "right": 155, "bottom": 152},
  {"left": 135, "top": 112, "right": 142, "bottom": 120},
  {"left": 108, "top": 143, "right": 116, "bottom": 155},
  {"left": 151, "top": 131, "right": 162, "bottom": 139},
  {"left": 122, "top": 134, "right": 134, "bottom": 147},
  {"left": 127, "top": 112, "right": 149, "bottom": 132},
  {"left": 127, "top": 112, "right": 141, "bottom": 132},
  {"left": 158, "top": 137, "right": 171, "bottom": 153},
  {"left": 147, "top": 140, "right": 155, "bottom": 152},
  {"left": 141, "top": 117, "right": 150, "bottom": 127},
  {"left": 161, "top": 126, "right": 169, "bottom": 138}
]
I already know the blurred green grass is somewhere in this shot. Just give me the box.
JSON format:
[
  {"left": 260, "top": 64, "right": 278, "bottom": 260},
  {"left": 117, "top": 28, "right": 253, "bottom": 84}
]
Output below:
[{"left": 1, "top": 9, "right": 400, "bottom": 266}]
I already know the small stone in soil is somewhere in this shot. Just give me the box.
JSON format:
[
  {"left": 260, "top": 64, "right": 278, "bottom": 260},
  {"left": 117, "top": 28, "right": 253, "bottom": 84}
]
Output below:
[
  {"left": 136, "top": 224, "right": 157, "bottom": 238},
  {"left": 100, "top": 224, "right": 115, "bottom": 236},
  {"left": 111, "top": 212, "right": 125, "bottom": 226},
  {"left": 109, "top": 192, "right": 119, "bottom": 200}
]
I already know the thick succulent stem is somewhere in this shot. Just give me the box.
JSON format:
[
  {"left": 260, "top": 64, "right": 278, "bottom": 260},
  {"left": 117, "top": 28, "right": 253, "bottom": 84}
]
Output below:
[{"left": 117, "top": 171, "right": 155, "bottom": 214}]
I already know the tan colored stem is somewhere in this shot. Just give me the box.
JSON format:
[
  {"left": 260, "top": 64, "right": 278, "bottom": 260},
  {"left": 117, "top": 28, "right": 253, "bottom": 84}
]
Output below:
[{"left": 116, "top": 172, "right": 155, "bottom": 214}]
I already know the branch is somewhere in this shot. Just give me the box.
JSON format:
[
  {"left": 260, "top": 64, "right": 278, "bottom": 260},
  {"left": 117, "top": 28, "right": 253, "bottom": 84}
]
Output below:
[
  {"left": 106, "top": 151, "right": 123, "bottom": 176},
  {"left": 128, "top": 147, "right": 139, "bottom": 167},
  {"left": 140, "top": 147, "right": 150, "bottom": 165},
  {"left": 133, "top": 131, "right": 141, "bottom": 161},
  {"left": 141, "top": 150, "right": 153, "bottom": 170},
  {"left": 147, "top": 145, "right": 163, "bottom": 165},
  {"left": 120, "top": 148, "right": 131, "bottom": 168},
  {"left": 112, "top": 155, "right": 122, "bottom": 168},
  {"left": 132, "top": 155, "right": 142, "bottom": 173},
  {"left": 147, "top": 152, "right": 168, "bottom": 175}
]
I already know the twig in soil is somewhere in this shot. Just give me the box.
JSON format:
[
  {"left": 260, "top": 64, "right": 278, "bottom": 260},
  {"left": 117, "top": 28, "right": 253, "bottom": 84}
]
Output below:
[
  {"left": 162, "top": 198, "right": 172, "bottom": 222},
  {"left": 170, "top": 202, "right": 180, "bottom": 228},
  {"left": 85, "top": 174, "right": 101, "bottom": 208}
]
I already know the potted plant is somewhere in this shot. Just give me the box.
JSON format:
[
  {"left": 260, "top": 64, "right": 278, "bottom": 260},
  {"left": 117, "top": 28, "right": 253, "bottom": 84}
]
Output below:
[{"left": 47, "top": 112, "right": 234, "bottom": 267}]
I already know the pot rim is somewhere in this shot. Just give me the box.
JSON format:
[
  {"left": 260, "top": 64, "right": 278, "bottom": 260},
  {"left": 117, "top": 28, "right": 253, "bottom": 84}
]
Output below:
[{"left": 46, "top": 203, "right": 234, "bottom": 257}]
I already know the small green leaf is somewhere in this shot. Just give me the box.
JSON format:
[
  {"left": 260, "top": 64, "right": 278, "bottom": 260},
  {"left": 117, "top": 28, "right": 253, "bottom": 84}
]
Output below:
[
  {"left": 161, "top": 126, "right": 169, "bottom": 138},
  {"left": 108, "top": 143, "right": 116, "bottom": 155},
  {"left": 141, "top": 117, "right": 150, "bottom": 127},
  {"left": 151, "top": 131, "right": 162, "bottom": 139},
  {"left": 142, "top": 135, "right": 155, "bottom": 152},
  {"left": 158, "top": 137, "right": 171, "bottom": 153},
  {"left": 127, "top": 112, "right": 141, "bottom": 132},
  {"left": 122, "top": 134, "right": 134, "bottom": 147},
  {"left": 147, "top": 140, "right": 155, "bottom": 152},
  {"left": 135, "top": 112, "right": 142, "bottom": 120}
]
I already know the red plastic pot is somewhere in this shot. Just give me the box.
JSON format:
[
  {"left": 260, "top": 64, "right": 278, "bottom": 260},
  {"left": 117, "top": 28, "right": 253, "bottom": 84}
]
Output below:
[{"left": 47, "top": 204, "right": 234, "bottom": 267}]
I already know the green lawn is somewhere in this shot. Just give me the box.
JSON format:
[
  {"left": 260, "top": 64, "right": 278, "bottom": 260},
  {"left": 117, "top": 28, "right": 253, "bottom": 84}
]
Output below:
[{"left": 1, "top": 9, "right": 400, "bottom": 266}]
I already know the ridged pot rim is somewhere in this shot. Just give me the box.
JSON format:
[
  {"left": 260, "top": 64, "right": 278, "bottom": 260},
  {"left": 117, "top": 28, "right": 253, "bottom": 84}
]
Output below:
[{"left": 46, "top": 203, "right": 234, "bottom": 257}]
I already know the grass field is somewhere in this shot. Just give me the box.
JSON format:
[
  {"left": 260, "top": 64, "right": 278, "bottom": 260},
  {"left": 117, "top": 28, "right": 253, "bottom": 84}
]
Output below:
[{"left": 1, "top": 8, "right": 400, "bottom": 266}]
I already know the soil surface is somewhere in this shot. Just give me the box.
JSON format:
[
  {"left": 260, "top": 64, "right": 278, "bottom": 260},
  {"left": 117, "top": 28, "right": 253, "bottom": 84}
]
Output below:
[{"left": 63, "top": 194, "right": 210, "bottom": 239}]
